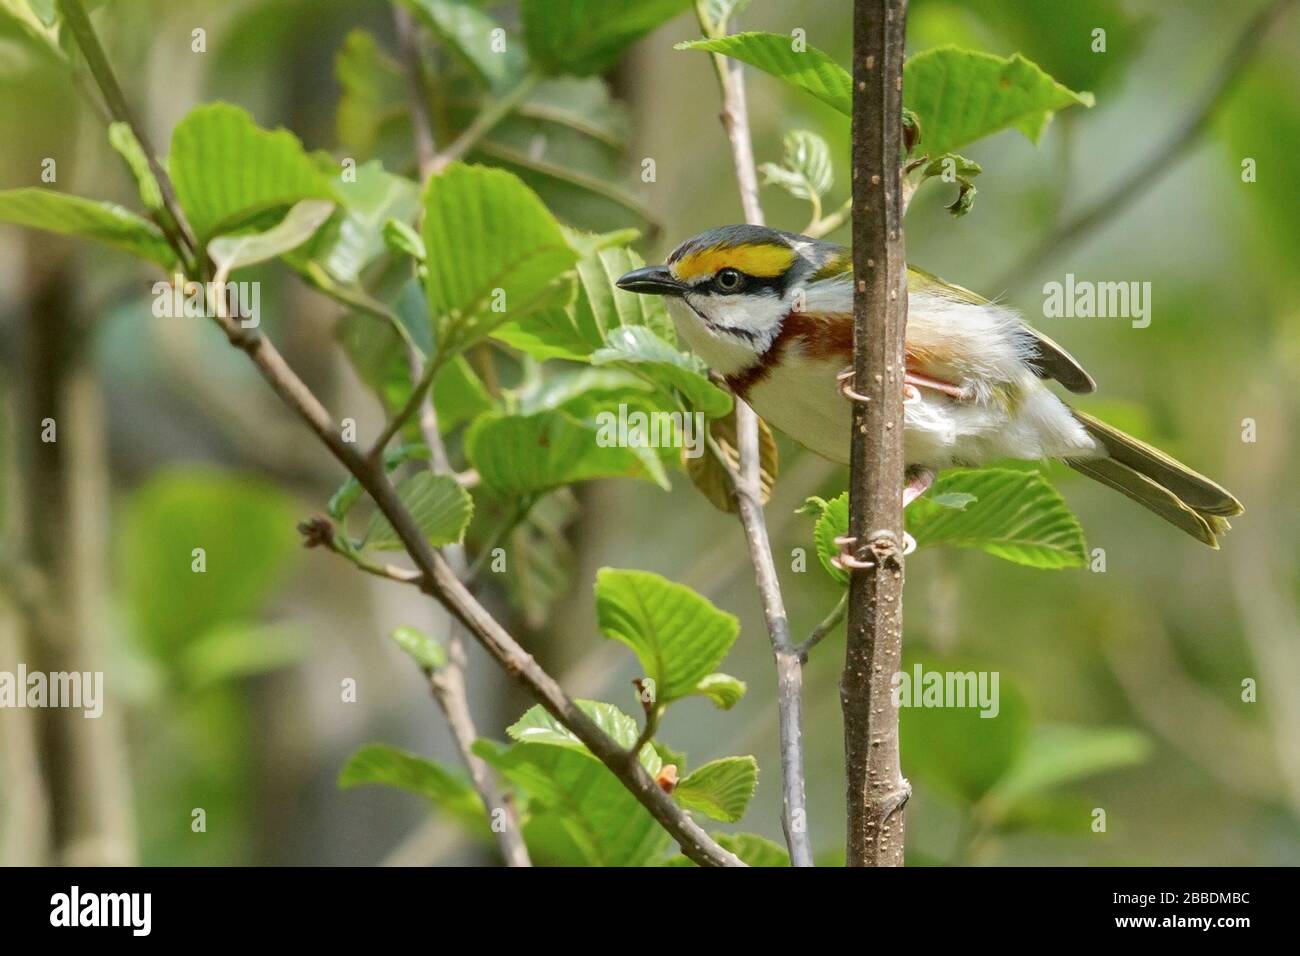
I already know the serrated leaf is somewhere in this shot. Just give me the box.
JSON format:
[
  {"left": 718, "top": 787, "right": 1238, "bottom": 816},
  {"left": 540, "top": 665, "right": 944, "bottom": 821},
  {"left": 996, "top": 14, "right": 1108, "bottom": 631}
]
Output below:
[
  {"left": 908, "top": 469, "right": 1087, "bottom": 568},
  {"left": 338, "top": 743, "right": 484, "bottom": 826},
  {"left": 389, "top": 624, "right": 448, "bottom": 670},
  {"left": 363, "top": 472, "right": 473, "bottom": 550},
  {"left": 592, "top": 325, "right": 733, "bottom": 419},
  {"left": 675, "top": 756, "right": 757, "bottom": 822},
  {"left": 0, "top": 188, "right": 175, "bottom": 266},
  {"left": 479, "top": 739, "right": 670, "bottom": 866},
  {"left": 717, "top": 832, "right": 788, "bottom": 866},
  {"left": 465, "top": 406, "right": 670, "bottom": 495},
  {"left": 501, "top": 487, "right": 578, "bottom": 630},
  {"left": 808, "top": 469, "right": 1086, "bottom": 578},
  {"left": 904, "top": 47, "right": 1094, "bottom": 155},
  {"left": 595, "top": 568, "right": 740, "bottom": 704},
  {"left": 666, "top": 831, "right": 789, "bottom": 867},
  {"left": 402, "top": 0, "right": 522, "bottom": 92},
  {"left": 168, "top": 102, "right": 336, "bottom": 246},
  {"left": 677, "top": 33, "right": 852, "bottom": 115},
  {"left": 422, "top": 163, "right": 577, "bottom": 359},
  {"left": 523, "top": 0, "right": 693, "bottom": 77},
  {"left": 209, "top": 199, "right": 334, "bottom": 276},
  {"left": 689, "top": 672, "right": 746, "bottom": 709},
  {"left": 687, "top": 408, "right": 778, "bottom": 513},
  {"left": 507, "top": 699, "right": 660, "bottom": 772},
  {"left": 760, "top": 129, "right": 833, "bottom": 203},
  {"left": 290, "top": 161, "right": 418, "bottom": 287}
]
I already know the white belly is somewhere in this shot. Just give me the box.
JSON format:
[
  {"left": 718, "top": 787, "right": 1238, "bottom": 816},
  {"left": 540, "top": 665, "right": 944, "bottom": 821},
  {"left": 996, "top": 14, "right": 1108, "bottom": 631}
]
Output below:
[{"left": 744, "top": 348, "right": 1099, "bottom": 469}]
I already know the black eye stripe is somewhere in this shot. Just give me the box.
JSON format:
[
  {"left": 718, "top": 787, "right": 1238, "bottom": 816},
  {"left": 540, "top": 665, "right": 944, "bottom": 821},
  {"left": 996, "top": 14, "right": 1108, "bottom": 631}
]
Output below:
[{"left": 708, "top": 269, "right": 786, "bottom": 296}]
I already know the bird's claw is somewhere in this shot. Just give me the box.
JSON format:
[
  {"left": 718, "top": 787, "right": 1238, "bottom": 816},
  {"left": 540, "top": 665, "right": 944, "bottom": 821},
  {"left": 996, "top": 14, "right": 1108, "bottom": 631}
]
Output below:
[
  {"left": 837, "top": 367, "right": 923, "bottom": 405},
  {"left": 830, "top": 531, "right": 916, "bottom": 571}
]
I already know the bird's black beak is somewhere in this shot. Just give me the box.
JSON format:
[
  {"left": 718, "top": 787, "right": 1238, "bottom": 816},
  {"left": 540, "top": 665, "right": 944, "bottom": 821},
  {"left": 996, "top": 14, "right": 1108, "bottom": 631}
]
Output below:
[{"left": 616, "top": 265, "right": 687, "bottom": 297}]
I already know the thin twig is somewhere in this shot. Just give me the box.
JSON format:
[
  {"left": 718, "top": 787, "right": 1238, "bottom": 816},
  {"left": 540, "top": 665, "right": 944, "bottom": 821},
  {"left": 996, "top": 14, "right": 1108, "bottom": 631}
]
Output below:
[
  {"left": 693, "top": 0, "right": 814, "bottom": 868},
  {"left": 62, "top": 0, "right": 741, "bottom": 869},
  {"left": 997, "top": 0, "right": 1295, "bottom": 288},
  {"left": 393, "top": 3, "right": 438, "bottom": 182},
  {"left": 843, "top": 0, "right": 911, "bottom": 868},
  {"left": 797, "top": 592, "right": 847, "bottom": 663}
]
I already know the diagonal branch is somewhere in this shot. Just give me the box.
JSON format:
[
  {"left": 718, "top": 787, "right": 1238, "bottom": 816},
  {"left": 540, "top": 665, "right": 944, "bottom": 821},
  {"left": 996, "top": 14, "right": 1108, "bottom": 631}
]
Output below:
[
  {"left": 843, "top": 0, "right": 911, "bottom": 868},
  {"left": 997, "top": 0, "right": 1295, "bottom": 288},
  {"left": 61, "top": 0, "right": 741, "bottom": 869},
  {"left": 693, "top": 1, "right": 814, "bottom": 868}
]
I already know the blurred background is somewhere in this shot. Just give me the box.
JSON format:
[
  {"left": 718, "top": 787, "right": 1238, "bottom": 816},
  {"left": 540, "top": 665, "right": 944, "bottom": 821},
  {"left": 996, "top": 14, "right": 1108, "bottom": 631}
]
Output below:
[{"left": 1, "top": 0, "right": 1298, "bottom": 865}]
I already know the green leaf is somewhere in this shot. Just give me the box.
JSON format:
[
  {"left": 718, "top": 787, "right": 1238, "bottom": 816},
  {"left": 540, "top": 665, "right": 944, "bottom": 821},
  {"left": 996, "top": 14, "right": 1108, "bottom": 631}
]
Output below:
[
  {"left": 915, "top": 153, "right": 982, "bottom": 218},
  {"left": 988, "top": 724, "right": 1151, "bottom": 808},
  {"left": 363, "top": 471, "right": 474, "bottom": 550},
  {"left": 591, "top": 325, "right": 733, "bottom": 418},
  {"left": 402, "top": 0, "right": 521, "bottom": 92},
  {"left": 422, "top": 163, "right": 576, "bottom": 358},
  {"left": 807, "top": 468, "right": 1087, "bottom": 577},
  {"left": 209, "top": 199, "right": 334, "bottom": 276},
  {"left": 522, "top": 0, "right": 693, "bottom": 77},
  {"left": 507, "top": 699, "right": 659, "bottom": 771},
  {"left": 335, "top": 29, "right": 406, "bottom": 157},
  {"left": 690, "top": 672, "right": 746, "bottom": 709},
  {"left": 674, "top": 756, "right": 758, "bottom": 822},
  {"left": 291, "top": 161, "right": 419, "bottom": 287},
  {"left": 903, "top": 47, "right": 1094, "bottom": 156},
  {"left": 0, "top": 188, "right": 175, "bottom": 267},
  {"left": 716, "top": 832, "right": 788, "bottom": 866},
  {"left": 107, "top": 122, "right": 163, "bottom": 213},
  {"left": 177, "top": 622, "right": 306, "bottom": 689},
  {"left": 168, "top": 102, "right": 336, "bottom": 245},
  {"left": 389, "top": 625, "right": 448, "bottom": 671},
  {"left": 118, "top": 468, "right": 300, "bottom": 659},
  {"left": 500, "top": 488, "right": 579, "bottom": 630},
  {"left": 480, "top": 739, "right": 670, "bottom": 866},
  {"left": 907, "top": 469, "right": 1087, "bottom": 568},
  {"left": 665, "top": 830, "right": 789, "bottom": 867},
  {"left": 677, "top": 32, "right": 852, "bottom": 114},
  {"left": 465, "top": 407, "right": 670, "bottom": 495},
  {"left": 760, "top": 129, "right": 833, "bottom": 203},
  {"left": 594, "top": 568, "right": 740, "bottom": 704},
  {"left": 383, "top": 217, "right": 425, "bottom": 264},
  {"left": 803, "top": 492, "right": 850, "bottom": 586},
  {"left": 899, "top": 662, "right": 1031, "bottom": 805},
  {"left": 338, "top": 743, "right": 484, "bottom": 826}
]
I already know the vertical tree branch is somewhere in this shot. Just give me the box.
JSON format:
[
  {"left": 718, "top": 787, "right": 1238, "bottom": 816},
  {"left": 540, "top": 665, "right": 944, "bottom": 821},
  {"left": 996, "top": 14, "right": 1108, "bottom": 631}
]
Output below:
[
  {"left": 843, "top": 0, "right": 910, "bottom": 868},
  {"left": 694, "top": 2, "right": 814, "bottom": 868}
]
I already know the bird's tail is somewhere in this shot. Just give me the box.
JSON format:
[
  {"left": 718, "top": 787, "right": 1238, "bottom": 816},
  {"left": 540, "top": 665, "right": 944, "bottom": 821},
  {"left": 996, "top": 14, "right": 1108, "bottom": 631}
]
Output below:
[{"left": 1065, "top": 410, "right": 1244, "bottom": 549}]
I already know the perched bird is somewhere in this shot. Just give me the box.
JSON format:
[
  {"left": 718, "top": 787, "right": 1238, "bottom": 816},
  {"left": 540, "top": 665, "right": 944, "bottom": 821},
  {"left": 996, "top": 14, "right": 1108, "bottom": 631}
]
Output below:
[{"left": 617, "top": 224, "right": 1243, "bottom": 548}]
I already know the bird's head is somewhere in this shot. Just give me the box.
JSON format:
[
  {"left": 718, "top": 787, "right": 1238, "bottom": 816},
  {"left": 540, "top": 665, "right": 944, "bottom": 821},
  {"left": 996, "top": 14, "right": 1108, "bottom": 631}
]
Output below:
[{"left": 616, "top": 225, "right": 848, "bottom": 377}]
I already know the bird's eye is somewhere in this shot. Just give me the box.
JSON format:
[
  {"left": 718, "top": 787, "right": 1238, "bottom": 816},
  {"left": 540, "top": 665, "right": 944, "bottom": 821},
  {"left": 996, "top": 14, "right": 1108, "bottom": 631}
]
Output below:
[{"left": 715, "top": 268, "right": 743, "bottom": 292}]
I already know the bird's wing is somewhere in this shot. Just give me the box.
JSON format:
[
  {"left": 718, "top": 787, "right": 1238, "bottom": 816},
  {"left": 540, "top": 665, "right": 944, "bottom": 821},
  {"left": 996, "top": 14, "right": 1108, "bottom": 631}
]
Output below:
[{"left": 907, "top": 266, "right": 1097, "bottom": 394}]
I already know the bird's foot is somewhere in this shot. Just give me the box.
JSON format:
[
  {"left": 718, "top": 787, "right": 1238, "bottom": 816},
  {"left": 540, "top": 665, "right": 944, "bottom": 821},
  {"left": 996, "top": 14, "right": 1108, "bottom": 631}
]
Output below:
[{"left": 830, "top": 530, "right": 916, "bottom": 572}]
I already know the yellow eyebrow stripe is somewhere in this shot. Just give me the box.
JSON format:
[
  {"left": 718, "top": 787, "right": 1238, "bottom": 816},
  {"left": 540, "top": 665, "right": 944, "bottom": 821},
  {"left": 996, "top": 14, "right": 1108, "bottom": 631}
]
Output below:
[{"left": 673, "top": 243, "right": 797, "bottom": 281}]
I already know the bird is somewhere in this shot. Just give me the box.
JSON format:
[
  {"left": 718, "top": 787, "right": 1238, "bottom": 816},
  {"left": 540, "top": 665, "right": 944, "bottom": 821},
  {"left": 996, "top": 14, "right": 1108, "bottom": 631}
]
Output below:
[{"left": 616, "top": 224, "right": 1243, "bottom": 548}]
